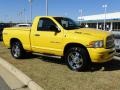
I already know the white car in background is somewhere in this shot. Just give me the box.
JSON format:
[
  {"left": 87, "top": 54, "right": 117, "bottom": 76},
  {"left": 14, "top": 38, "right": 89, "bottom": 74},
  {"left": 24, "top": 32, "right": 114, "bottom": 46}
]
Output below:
[{"left": 15, "top": 24, "right": 31, "bottom": 27}]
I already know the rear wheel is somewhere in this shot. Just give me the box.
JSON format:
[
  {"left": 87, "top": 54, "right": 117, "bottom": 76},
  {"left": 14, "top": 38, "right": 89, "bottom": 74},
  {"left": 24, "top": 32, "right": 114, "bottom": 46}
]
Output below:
[
  {"left": 65, "top": 47, "right": 90, "bottom": 71},
  {"left": 11, "top": 41, "right": 25, "bottom": 59}
]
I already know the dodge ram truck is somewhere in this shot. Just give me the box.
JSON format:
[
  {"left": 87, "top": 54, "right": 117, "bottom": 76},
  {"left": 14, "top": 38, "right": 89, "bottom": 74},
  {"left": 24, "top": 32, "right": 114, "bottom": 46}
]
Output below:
[{"left": 3, "top": 16, "right": 115, "bottom": 71}]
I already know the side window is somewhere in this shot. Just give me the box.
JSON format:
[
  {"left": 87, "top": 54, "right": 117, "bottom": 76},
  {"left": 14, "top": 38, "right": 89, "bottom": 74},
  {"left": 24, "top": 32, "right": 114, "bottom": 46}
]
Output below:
[
  {"left": 61, "top": 19, "right": 75, "bottom": 28},
  {"left": 61, "top": 20, "right": 68, "bottom": 28},
  {"left": 37, "top": 18, "right": 56, "bottom": 31}
]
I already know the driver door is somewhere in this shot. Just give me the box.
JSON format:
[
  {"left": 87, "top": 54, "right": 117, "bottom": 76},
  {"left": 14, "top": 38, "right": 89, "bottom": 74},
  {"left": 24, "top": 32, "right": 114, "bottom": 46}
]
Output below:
[{"left": 31, "top": 17, "right": 63, "bottom": 55}]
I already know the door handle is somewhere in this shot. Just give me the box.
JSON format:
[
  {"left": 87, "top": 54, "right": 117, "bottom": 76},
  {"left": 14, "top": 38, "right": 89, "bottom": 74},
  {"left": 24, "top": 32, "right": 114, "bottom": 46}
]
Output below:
[{"left": 34, "top": 34, "right": 40, "bottom": 36}]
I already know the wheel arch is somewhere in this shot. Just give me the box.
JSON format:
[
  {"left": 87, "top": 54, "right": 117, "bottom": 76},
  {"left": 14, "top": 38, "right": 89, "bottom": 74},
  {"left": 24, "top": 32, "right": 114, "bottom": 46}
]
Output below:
[
  {"left": 63, "top": 43, "right": 91, "bottom": 61},
  {"left": 10, "top": 38, "right": 22, "bottom": 48}
]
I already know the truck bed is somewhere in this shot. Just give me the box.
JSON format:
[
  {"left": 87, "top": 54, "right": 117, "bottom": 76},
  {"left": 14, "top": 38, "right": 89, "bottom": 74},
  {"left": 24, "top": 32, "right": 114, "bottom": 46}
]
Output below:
[{"left": 3, "top": 27, "right": 31, "bottom": 51}]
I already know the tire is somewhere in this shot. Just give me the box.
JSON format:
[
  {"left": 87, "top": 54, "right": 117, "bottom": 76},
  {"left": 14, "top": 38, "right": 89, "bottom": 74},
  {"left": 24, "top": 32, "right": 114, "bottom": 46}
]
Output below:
[
  {"left": 65, "top": 47, "right": 90, "bottom": 71},
  {"left": 11, "top": 41, "right": 25, "bottom": 59}
]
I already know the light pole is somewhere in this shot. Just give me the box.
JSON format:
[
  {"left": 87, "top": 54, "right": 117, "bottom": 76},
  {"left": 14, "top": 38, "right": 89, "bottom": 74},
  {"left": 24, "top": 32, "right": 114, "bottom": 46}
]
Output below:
[
  {"left": 46, "top": 0, "right": 48, "bottom": 16},
  {"left": 78, "top": 9, "right": 83, "bottom": 25},
  {"left": 102, "top": 4, "right": 107, "bottom": 30},
  {"left": 28, "top": 0, "right": 32, "bottom": 23},
  {"left": 23, "top": 8, "right": 27, "bottom": 23},
  {"left": 18, "top": 11, "right": 23, "bottom": 23}
]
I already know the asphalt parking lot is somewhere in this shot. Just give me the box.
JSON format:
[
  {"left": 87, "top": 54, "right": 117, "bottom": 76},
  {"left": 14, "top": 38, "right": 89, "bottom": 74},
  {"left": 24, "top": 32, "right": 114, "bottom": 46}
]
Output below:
[{"left": 1, "top": 41, "right": 120, "bottom": 90}]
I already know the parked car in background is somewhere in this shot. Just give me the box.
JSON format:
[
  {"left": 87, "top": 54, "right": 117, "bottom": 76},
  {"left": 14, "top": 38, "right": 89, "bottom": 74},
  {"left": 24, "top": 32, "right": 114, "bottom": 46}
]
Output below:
[
  {"left": 0, "top": 23, "right": 11, "bottom": 41},
  {"left": 14, "top": 24, "right": 31, "bottom": 27},
  {"left": 109, "top": 29, "right": 120, "bottom": 52}
]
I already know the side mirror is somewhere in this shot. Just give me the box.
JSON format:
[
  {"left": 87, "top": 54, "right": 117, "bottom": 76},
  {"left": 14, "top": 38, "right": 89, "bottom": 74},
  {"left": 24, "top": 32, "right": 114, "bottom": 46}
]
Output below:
[
  {"left": 56, "top": 26, "right": 61, "bottom": 32},
  {"left": 50, "top": 25, "right": 61, "bottom": 32}
]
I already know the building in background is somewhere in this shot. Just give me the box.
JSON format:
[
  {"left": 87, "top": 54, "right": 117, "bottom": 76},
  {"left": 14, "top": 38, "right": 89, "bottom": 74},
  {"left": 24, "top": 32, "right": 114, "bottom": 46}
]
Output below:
[{"left": 78, "top": 12, "right": 120, "bottom": 31}]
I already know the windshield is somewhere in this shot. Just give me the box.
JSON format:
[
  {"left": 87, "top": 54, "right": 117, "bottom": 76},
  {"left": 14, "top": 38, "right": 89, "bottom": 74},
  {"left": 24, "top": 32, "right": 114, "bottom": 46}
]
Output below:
[{"left": 54, "top": 17, "right": 80, "bottom": 30}]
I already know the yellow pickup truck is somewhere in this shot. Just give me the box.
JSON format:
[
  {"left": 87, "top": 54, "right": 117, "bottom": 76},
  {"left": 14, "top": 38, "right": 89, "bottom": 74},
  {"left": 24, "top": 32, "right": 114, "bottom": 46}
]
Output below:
[{"left": 3, "top": 16, "right": 115, "bottom": 71}]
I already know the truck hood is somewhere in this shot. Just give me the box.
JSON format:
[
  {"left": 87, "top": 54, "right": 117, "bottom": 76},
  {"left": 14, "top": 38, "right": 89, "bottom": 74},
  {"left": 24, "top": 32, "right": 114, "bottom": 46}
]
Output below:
[{"left": 66, "top": 28, "right": 111, "bottom": 39}]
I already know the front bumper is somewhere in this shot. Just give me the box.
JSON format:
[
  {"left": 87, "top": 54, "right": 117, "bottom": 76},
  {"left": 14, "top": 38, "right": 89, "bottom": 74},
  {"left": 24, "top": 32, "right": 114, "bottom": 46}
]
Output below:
[{"left": 87, "top": 48, "right": 115, "bottom": 63}]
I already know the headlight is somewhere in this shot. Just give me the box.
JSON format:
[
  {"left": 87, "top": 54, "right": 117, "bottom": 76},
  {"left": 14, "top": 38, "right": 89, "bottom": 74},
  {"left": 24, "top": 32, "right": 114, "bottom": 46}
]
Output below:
[{"left": 88, "top": 40, "right": 104, "bottom": 48}]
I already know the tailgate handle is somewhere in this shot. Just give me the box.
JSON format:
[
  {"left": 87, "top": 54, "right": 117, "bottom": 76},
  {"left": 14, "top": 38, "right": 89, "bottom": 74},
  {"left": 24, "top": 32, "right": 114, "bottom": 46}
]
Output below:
[{"left": 34, "top": 34, "right": 40, "bottom": 36}]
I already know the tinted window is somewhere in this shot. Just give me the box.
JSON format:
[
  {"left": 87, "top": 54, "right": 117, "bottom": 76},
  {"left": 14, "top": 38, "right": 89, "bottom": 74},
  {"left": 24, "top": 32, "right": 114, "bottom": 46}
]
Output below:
[
  {"left": 37, "top": 18, "right": 56, "bottom": 31},
  {"left": 54, "top": 17, "right": 80, "bottom": 30}
]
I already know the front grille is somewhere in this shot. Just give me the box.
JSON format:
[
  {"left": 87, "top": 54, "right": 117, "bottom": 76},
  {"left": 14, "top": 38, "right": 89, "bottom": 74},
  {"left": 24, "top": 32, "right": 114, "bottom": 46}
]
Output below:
[{"left": 106, "top": 35, "right": 115, "bottom": 49}]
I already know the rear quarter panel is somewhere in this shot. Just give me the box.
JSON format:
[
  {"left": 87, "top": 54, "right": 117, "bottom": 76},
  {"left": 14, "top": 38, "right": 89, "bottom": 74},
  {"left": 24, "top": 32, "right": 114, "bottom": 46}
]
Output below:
[{"left": 3, "top": 27, "right": 31, "bottom": 51}]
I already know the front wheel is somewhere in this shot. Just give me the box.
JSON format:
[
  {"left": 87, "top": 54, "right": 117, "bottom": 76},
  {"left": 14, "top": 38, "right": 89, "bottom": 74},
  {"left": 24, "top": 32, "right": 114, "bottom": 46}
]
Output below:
[
  {"left": 11, "top": 41, "right": 25, "bottom": 59},
  {"left": 65, "top": 47, "right": 90, "bottom": 71}
]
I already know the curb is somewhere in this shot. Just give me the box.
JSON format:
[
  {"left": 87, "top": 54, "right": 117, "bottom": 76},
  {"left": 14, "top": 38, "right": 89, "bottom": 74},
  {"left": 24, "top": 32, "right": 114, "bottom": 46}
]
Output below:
[{"left": 0, "top": 57, "right": 44, "bottom": 90}]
